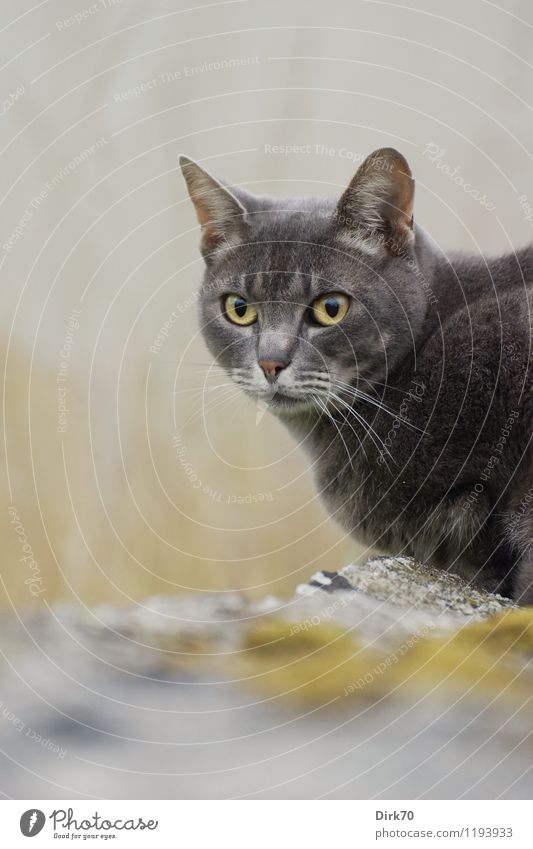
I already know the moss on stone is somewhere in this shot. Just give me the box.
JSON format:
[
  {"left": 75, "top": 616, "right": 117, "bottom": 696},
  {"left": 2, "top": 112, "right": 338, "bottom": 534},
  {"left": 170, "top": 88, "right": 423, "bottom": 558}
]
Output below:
[
  {"left": 241, "top": 609, "right": 533, "bottom": 706},
  {"left": 242, "top": 618, "right": 393, "bottom": 704}
]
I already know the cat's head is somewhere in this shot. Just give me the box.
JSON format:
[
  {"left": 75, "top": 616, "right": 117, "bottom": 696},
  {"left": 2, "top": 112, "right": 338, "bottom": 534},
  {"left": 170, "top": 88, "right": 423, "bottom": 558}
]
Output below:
[{"left": 180, "top": 148, "right": 429, "bottom": 415}]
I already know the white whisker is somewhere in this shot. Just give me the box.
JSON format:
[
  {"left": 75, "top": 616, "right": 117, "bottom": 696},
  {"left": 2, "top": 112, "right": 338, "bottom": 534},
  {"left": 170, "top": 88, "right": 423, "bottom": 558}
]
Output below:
[
  {"left": 331, "top": 378, "right": 429, "bottom": 436},
  {"left": 327, "top": 390, "right": 394, "bottom": 471},
  {"left": 313, "top": 393, "right": 355, "bottom": 471},
  {"left": 324, "top": 393, "right": 369, "bottom": 463}
]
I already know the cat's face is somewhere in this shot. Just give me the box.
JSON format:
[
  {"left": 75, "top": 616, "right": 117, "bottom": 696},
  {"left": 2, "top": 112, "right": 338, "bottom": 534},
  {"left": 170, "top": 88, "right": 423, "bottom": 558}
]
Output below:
[{"left": 181, "top": 148, "right": 427, "bottom": 415}]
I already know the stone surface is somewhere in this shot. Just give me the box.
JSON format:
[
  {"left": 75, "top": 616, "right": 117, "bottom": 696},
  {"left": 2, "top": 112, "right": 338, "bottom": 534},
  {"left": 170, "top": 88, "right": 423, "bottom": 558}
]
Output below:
[{"left": 0, "top": 557, "right": 532, "bottom": 799}]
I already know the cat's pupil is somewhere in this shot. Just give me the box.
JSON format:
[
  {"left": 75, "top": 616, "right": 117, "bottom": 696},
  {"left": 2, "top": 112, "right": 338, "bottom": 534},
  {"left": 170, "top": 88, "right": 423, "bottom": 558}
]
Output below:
[
  {"left": 234, "top": 298, "right": 247, "bottom": 317},
  {"left": 325, "top": 297, "right": 339, "bottom": 318}
]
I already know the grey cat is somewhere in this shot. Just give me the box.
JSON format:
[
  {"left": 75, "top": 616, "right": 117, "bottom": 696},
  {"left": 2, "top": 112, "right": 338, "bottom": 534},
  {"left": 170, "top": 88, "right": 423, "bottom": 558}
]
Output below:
[{"left": 180, "top": 148, "right": 533, "bottom": 603}]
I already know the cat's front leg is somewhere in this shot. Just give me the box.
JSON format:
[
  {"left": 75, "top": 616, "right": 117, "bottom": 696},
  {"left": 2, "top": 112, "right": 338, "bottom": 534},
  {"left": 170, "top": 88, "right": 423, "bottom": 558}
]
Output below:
[
  {"left": 419, "top": 486, "right": 491, "bottom": 552},
  {"left": 513, "top": 559, "right": 533, "bottom": 604},
  {"left": 502, "top": 497, "right": 533, "bottom": 603},
  {"left": 412, "top": 487, "right": 506, "bottom": 589}
]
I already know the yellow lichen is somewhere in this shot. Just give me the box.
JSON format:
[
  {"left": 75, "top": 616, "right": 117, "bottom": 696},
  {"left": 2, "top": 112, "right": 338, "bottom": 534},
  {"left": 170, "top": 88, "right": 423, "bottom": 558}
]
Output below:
[
  {"left": 240, "top": 610, "right": 533, "bottom": 707},
  {"left": 242, "top": 619, "right": 396, "bottom": 704},
  {"left": 451, "top": 607, "right": 533, "bottom": 653}
]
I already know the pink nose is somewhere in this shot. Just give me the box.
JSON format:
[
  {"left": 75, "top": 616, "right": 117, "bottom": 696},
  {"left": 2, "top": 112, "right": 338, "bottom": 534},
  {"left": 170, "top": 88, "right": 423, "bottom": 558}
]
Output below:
[{"left": 258, "top": 359, "right": 289, "bottom": 384}]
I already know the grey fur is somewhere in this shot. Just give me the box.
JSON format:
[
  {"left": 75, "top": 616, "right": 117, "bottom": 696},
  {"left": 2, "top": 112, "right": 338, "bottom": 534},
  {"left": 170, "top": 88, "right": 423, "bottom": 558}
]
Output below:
[{"left": 180, "top": 149, "right": 533, "bottom": 603}]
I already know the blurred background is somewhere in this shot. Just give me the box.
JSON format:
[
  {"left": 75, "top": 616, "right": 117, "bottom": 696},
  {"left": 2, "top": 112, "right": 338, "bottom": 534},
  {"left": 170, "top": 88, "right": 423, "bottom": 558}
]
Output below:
[{"left": 2, "top": 0, "right": 533, "bottom": 611}]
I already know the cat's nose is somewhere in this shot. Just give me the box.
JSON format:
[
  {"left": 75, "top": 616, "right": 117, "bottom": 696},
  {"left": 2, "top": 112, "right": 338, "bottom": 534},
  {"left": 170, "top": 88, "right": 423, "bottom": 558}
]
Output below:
[{"left": 258, "top": 359, "right": 289, "bottom": 384}]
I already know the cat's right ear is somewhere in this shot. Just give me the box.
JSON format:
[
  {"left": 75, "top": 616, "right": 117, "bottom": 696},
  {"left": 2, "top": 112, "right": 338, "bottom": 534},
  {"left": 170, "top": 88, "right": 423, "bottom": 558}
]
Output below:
[
  {"left": 335, "top": 148, "right": 415, "bottom": 256},
  {"left": 179, "top": 156, "right": 248, "bottom": 259}
]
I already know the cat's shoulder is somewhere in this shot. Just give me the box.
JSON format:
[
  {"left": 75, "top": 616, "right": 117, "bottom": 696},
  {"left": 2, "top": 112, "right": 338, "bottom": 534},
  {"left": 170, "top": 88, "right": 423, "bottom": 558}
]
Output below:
[
  {"left": 417, "top": 286, "right": 533, "bottom": 392},
  {"left": 432, "top": 285, "right": 532, "bottom": 346}
]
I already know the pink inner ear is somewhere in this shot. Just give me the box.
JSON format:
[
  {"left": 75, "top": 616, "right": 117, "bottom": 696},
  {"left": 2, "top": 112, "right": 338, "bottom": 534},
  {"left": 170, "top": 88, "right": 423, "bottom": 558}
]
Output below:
[
  {"left": 196, "top": 203, "right": 220, "bottom": 243},
  {"left": 195, "top": 201, "right": 211, "bottom": 228},
  {"left": 392, "top": 168, "right": 415, "bottom": 227},
  {"left": 193, "top": 197, "right": 223, "bottom": 248}
]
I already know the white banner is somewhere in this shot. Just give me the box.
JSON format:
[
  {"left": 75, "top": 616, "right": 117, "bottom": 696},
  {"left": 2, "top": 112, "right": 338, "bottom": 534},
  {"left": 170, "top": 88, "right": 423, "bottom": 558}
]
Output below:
[{"left": 0, "top": 800, "right": 531, "bottom": 847}]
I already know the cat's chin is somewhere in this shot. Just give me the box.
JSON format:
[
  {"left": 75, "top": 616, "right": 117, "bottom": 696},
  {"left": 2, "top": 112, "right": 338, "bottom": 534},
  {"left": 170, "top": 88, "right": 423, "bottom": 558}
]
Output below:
[
  {"left": 268, "top": 395, "right": 315, "bottom": 414},
  {"left": 248, "top": 390, "right": 317, "bottom": 415}
]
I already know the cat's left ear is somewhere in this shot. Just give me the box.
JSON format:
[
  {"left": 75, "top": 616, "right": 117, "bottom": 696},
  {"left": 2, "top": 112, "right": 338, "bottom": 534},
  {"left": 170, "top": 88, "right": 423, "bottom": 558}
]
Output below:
[
  {"left": 179, "top": 156, "right": 249, "bottom": 258},
  {"left": 336, "top": 148, "right": 415, "bottom": 256}
]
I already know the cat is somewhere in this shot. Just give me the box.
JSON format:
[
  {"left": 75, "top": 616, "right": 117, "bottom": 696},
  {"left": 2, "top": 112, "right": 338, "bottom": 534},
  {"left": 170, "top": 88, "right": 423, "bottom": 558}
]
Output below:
[{"left": 180, "top": 147, "right": 533, "bottom": 604}]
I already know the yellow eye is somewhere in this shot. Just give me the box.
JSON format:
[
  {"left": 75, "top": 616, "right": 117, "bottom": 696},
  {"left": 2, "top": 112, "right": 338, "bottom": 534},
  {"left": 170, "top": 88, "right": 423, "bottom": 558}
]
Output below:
[
  {"left": 311, "top": 293, "right": 350, "bottom": 326},
  {"left": 224, "top": 294, "right": 258, "bottom": 326}
]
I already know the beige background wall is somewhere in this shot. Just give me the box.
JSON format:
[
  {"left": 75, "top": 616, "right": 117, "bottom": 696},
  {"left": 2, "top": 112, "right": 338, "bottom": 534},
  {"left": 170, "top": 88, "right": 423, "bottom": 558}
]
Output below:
[{"left": 2, "top": 0, "right": 533, "bottom": 609}]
